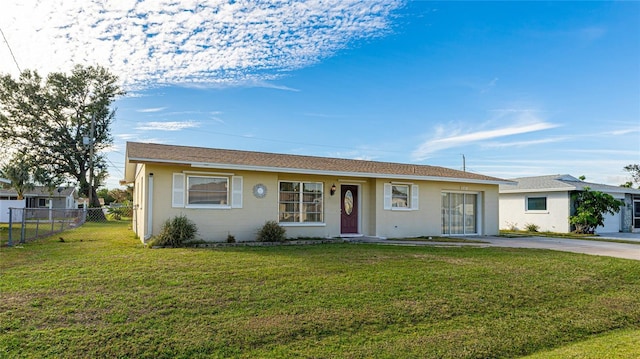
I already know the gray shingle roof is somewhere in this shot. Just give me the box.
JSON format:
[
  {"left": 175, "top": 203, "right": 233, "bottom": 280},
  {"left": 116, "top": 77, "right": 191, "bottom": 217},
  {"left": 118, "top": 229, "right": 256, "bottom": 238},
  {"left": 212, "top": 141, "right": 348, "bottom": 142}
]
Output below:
[
  {"left": 499, "top": 174, "right": 640, "bottom": 195},
  {"left": 0, "top": 186, "right": 76, "bottom": 198},
  {"left": 125, "top": 142, "right": 507, "bottom": 184}
]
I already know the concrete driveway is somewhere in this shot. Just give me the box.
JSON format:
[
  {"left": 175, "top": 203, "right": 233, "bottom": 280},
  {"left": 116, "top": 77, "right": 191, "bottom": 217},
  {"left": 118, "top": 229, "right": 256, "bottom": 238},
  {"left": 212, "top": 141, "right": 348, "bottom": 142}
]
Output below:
[
  {"left": 477, "top": 236, "right": 640, "bottom": 261},
  {"left": 353, "top": 234, "right": 640, "bottom": 261}
]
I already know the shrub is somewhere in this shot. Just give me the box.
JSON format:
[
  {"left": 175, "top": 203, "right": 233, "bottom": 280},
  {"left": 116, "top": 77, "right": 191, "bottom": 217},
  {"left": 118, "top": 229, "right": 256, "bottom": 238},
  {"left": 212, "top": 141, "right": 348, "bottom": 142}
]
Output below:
[
  {"left": 504, "top": 222, "right": 518, "bottom": 231},
  {"left": 150, "top": 215, "right": 198, "bottom": 247},
  {"left": 570, "top": 187, "right": 624, "bottom": 234},
  {"left": 524, "top": 223, "right": 540, "bottom": 232},
  {"left": 227, "top": 234, "right": 236, "bottom": 243},
  {"left": 257, "top": 220, "right": 286, "bottom": 242},
  {"left": 106, "top": 201, "right": 132, "bottom": 220}
]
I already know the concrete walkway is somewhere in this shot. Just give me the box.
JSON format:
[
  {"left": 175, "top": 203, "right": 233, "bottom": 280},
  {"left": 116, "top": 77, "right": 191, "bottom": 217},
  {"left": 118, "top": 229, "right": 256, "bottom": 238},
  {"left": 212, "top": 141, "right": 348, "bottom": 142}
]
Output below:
[
  {"left": 590, "top": 232, "right": 640, "bottom": 242},
  {"left": 350, "top": 234, "right": 640, "bottom": 261}
]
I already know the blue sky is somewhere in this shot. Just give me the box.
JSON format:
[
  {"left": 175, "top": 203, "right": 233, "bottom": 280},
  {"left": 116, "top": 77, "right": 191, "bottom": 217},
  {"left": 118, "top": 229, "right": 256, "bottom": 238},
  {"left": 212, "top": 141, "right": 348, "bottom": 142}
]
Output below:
[{"left": 1, "top": 1, "right": 639, "bottom": 188}]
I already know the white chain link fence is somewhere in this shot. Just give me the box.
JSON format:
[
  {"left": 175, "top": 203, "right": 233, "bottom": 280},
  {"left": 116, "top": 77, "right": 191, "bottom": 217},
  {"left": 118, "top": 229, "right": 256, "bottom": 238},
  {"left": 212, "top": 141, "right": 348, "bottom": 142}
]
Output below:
[{"left": 0, "top": 207, "right": 132, "bottom": 246}]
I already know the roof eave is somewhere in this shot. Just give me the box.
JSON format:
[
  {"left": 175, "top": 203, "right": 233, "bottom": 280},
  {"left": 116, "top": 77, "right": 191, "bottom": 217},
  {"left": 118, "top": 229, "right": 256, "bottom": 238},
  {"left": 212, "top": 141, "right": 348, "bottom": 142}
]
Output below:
[
  {"left": 499, "top": 187, "right": 577, "bottom": 194},
  {"left": 127, "top": 157, "right": 507, "bottom": 185},
  {"left": 124, "top": 153, "right": 137, "bottom": 183}
]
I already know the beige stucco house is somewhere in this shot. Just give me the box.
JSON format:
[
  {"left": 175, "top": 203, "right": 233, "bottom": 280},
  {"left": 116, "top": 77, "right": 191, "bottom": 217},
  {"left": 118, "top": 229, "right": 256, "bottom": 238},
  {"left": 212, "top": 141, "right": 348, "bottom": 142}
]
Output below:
[{"left": 124, "top": 142, "right": 507, "bottom": 243}]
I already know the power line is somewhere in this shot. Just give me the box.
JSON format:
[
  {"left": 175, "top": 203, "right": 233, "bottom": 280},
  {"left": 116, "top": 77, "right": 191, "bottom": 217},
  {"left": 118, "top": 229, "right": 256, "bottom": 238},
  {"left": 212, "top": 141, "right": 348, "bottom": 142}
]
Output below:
[
  {"left": 106, "top": 157, "right": 124, "bottom": 178},
  {"left": 0, "top": 26, "right": 21, "bottom": 73}
]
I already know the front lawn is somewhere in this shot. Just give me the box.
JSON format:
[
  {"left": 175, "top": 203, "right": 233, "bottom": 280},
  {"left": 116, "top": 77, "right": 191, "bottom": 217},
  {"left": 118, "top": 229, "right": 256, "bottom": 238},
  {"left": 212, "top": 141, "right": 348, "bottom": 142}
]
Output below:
[{"left": 1, "top": 222, "right": 639, "bottom": 358}]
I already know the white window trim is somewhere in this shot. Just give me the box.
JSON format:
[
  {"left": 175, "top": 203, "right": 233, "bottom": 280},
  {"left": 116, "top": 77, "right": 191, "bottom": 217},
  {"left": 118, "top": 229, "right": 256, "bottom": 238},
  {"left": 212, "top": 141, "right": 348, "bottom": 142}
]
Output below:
[
  {"left": 280, "top": 222, "right": 327, "bottom": 227},
  {"left": 172, "top": 173, "right": 242, "bottom": 210},
  {"left": 278, "top": 180, "right": 325, "bottom": 224},
  {"left": 525, "top": 196, "right": 548, "bottom": 213},
  {"left": 185, "top": 175, "right": 229, "bottom": 209},
  {"left": 186, "top": 204, "right": 232, "bottom": 209},
  {"left": 384, "top": 183, "right": 419, "bottom": 211},
  {"left": 172, "top": 173, "right": 185, "bottom": 208},
  {"left": 441, "top": 191, "right": 481, "bottom": 236}
]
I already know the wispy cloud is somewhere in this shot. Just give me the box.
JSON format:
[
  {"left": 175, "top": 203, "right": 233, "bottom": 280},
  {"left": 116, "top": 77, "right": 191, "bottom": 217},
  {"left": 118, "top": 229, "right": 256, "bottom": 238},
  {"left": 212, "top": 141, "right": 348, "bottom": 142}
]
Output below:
[
  {"left": 412, "top": 115, "right": 560, "bottom": 160},
  {"left": 0, "top": 0, "right": 404, "bottom": 90},
  {"left": 329, "top": 150, "right": 376, "bottom": 161},
  {"left": 137, "top": 107, "right": 167, "bottom": 113},
  {"left": 483, "top": 137, "right": 565, "bottom": 149},
  {"left": 114, "top": 134, "right": 168, "bottom": 144},
  {"left": 135, "top": 121, "right": 200, "bottom": 131},
  {"left": 606, "top": 128, "right": 640, "bottom": 136},
  {"left": 566, "top": 149, "right": 640, "bottom": 156},
  {"left": 472, "top": 158, "right": 633, "bottom": 183},
  {"left": 116, "top": 134, "right": 137, "bottom": 140},
  {"left": 303, "top": 112, "right": 347, "bottom": 118},
  {"left": 480, "top": 77, "right": 498, "bottom": 94},
  {"left": 210, "top": 112, "right": 225, "bottom": 124}
]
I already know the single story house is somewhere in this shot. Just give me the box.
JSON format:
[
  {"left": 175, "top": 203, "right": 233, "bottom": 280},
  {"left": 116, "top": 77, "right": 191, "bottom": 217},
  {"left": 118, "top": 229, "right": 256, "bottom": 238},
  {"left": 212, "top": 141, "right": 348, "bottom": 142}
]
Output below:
[
  {"left": 499, "top": 174, "right": 640, "bottom": 233},
  {"left": 0, "top": 186, "right": 78, "bottom": 223},
  {"left": 0, "top": 186, "right": 77, "bottom": 209},
  {"left": 123, "top": 142, "right": 509, "bottom": 243}
]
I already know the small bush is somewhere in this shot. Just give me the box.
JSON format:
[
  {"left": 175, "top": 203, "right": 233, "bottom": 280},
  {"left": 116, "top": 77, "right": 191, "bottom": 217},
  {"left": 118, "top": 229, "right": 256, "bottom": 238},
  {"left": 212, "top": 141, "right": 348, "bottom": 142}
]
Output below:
[
  {"left": 257, "top": 220, "right": 286, "bottom": 242},
  {"left": 504, "top": 222, "right": 518, "bottom": 231},
  {"left": 524, "top": 223, "right": 540, "bottom": 232},
  {"left": 106, "top": 203, "right": 132, "bottom": 220},
  {"left": 150, "top": 215, "right": 198, "bottom": 247}
]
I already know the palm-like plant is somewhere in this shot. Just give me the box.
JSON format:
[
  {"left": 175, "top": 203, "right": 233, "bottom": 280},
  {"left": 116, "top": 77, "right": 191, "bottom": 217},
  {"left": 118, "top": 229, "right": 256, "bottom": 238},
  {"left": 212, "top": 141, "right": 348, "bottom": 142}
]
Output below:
[{"left": 0, "top": 151, "right": 34, "bottom": 200}]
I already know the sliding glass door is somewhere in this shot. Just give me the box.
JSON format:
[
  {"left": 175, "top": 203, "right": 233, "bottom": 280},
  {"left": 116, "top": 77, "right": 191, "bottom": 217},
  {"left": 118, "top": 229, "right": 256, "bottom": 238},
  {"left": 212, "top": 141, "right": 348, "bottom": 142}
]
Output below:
[{"left": 442, "top": 192, "right": 478, "bottom": 235}]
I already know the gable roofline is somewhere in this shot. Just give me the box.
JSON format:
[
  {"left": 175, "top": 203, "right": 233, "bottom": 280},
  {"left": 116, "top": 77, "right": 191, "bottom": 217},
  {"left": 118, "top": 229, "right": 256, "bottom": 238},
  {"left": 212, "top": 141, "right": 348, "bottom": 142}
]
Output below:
[
  {"left": 500, "top": 174, "right": 640, "bottom": 195},
  {"left": 0, "top": 186, "right": 77, "bottom": 198},
  {"left": 124, "top": 142, "right": 510, "bottom": 185}
]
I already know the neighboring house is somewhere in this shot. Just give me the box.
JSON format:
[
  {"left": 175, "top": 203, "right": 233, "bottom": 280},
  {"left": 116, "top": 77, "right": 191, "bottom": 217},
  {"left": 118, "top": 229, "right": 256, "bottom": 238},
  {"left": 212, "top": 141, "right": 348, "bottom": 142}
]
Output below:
[
  {"left": 124, "top": 142, "right": 508, "bottom": 243},
  {"left": 0, "top": 186, "right": 78, "bottom": 209},
  {"left": 499, "top": 174, "right": 640, "bottom": 234},
  {"left": 76, "top": 197, "right": 105, "bottom": 208}
]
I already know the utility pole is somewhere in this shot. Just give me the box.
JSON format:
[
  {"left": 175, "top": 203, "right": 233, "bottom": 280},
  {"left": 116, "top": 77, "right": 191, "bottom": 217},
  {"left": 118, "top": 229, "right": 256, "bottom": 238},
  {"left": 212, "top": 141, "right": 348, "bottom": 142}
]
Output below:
[
  {"left": 88, "top": 113, "right": 95, "bottom": 207},
  {"left": 462, "top": 154, "right": 466, "bottom": 172}
]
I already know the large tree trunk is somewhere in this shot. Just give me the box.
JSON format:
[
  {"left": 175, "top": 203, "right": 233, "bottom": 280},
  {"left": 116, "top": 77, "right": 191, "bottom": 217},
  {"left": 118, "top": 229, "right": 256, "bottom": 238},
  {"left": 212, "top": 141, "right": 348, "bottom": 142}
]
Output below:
[{"left": 90, "top": 187, "right": 101, "bottom": 208}]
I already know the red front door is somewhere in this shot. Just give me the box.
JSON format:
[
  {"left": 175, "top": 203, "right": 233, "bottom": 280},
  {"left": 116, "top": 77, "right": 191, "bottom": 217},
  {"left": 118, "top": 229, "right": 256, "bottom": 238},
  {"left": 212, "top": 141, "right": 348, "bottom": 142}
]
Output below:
[{"left": 341, "top": 185, "right": 359, "bottom": 234}]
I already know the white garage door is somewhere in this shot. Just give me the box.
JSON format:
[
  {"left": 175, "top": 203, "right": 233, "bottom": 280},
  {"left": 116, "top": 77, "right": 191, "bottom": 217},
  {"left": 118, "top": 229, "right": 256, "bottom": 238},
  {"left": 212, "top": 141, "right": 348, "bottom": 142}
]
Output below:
[{"left": 597, "top": 211, "right": 621, "bottom": 234}]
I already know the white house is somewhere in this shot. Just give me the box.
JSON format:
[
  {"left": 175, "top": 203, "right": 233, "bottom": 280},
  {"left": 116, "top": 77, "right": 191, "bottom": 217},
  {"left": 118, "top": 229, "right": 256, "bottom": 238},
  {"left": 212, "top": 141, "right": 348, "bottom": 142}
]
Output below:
[
  {"left": 499, "top": 174, "right": 640, "bottom": 234},
  {"left": 0, "top": 186, "right": 78, "bottom": 209},
  {"left": 124, "top": 142, "right": 509, "bottom": 243}
]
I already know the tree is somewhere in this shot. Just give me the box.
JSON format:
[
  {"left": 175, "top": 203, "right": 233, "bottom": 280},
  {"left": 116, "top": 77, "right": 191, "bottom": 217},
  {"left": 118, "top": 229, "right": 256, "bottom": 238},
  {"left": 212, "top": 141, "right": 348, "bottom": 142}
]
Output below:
[
  {"left": 621, "top": 181, "right": 634, "bottom": 188},
  {"left": 0, "top": 150, "right": 34, "bottom": 200},
  {"left": 0, "top": 65, "right": 124, "bottom": 207},
  {"left": 97, "top": 188, "right": 116, "bottom": 205},
  {"left": 623, "top": 164, "right": 640, "bottom": 188},
  {"left": 109, "top": 186, "right": 133, "bottom": 203},
  {"left": 569, "top": 187, "right": 624, "bottom": 234}
]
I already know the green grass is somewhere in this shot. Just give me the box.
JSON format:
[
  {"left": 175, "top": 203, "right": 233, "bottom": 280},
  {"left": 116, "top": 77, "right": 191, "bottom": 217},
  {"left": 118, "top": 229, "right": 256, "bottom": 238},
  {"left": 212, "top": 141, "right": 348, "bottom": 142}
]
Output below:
[
  {"left": 523, "top": 328, "right": 640, "bottom": 359},
  {"left": 0, "top": 223, "right": 45, "bottom": 245},
  {"left": 1, "top": 222, "right": 639, "bottom": 358}
]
